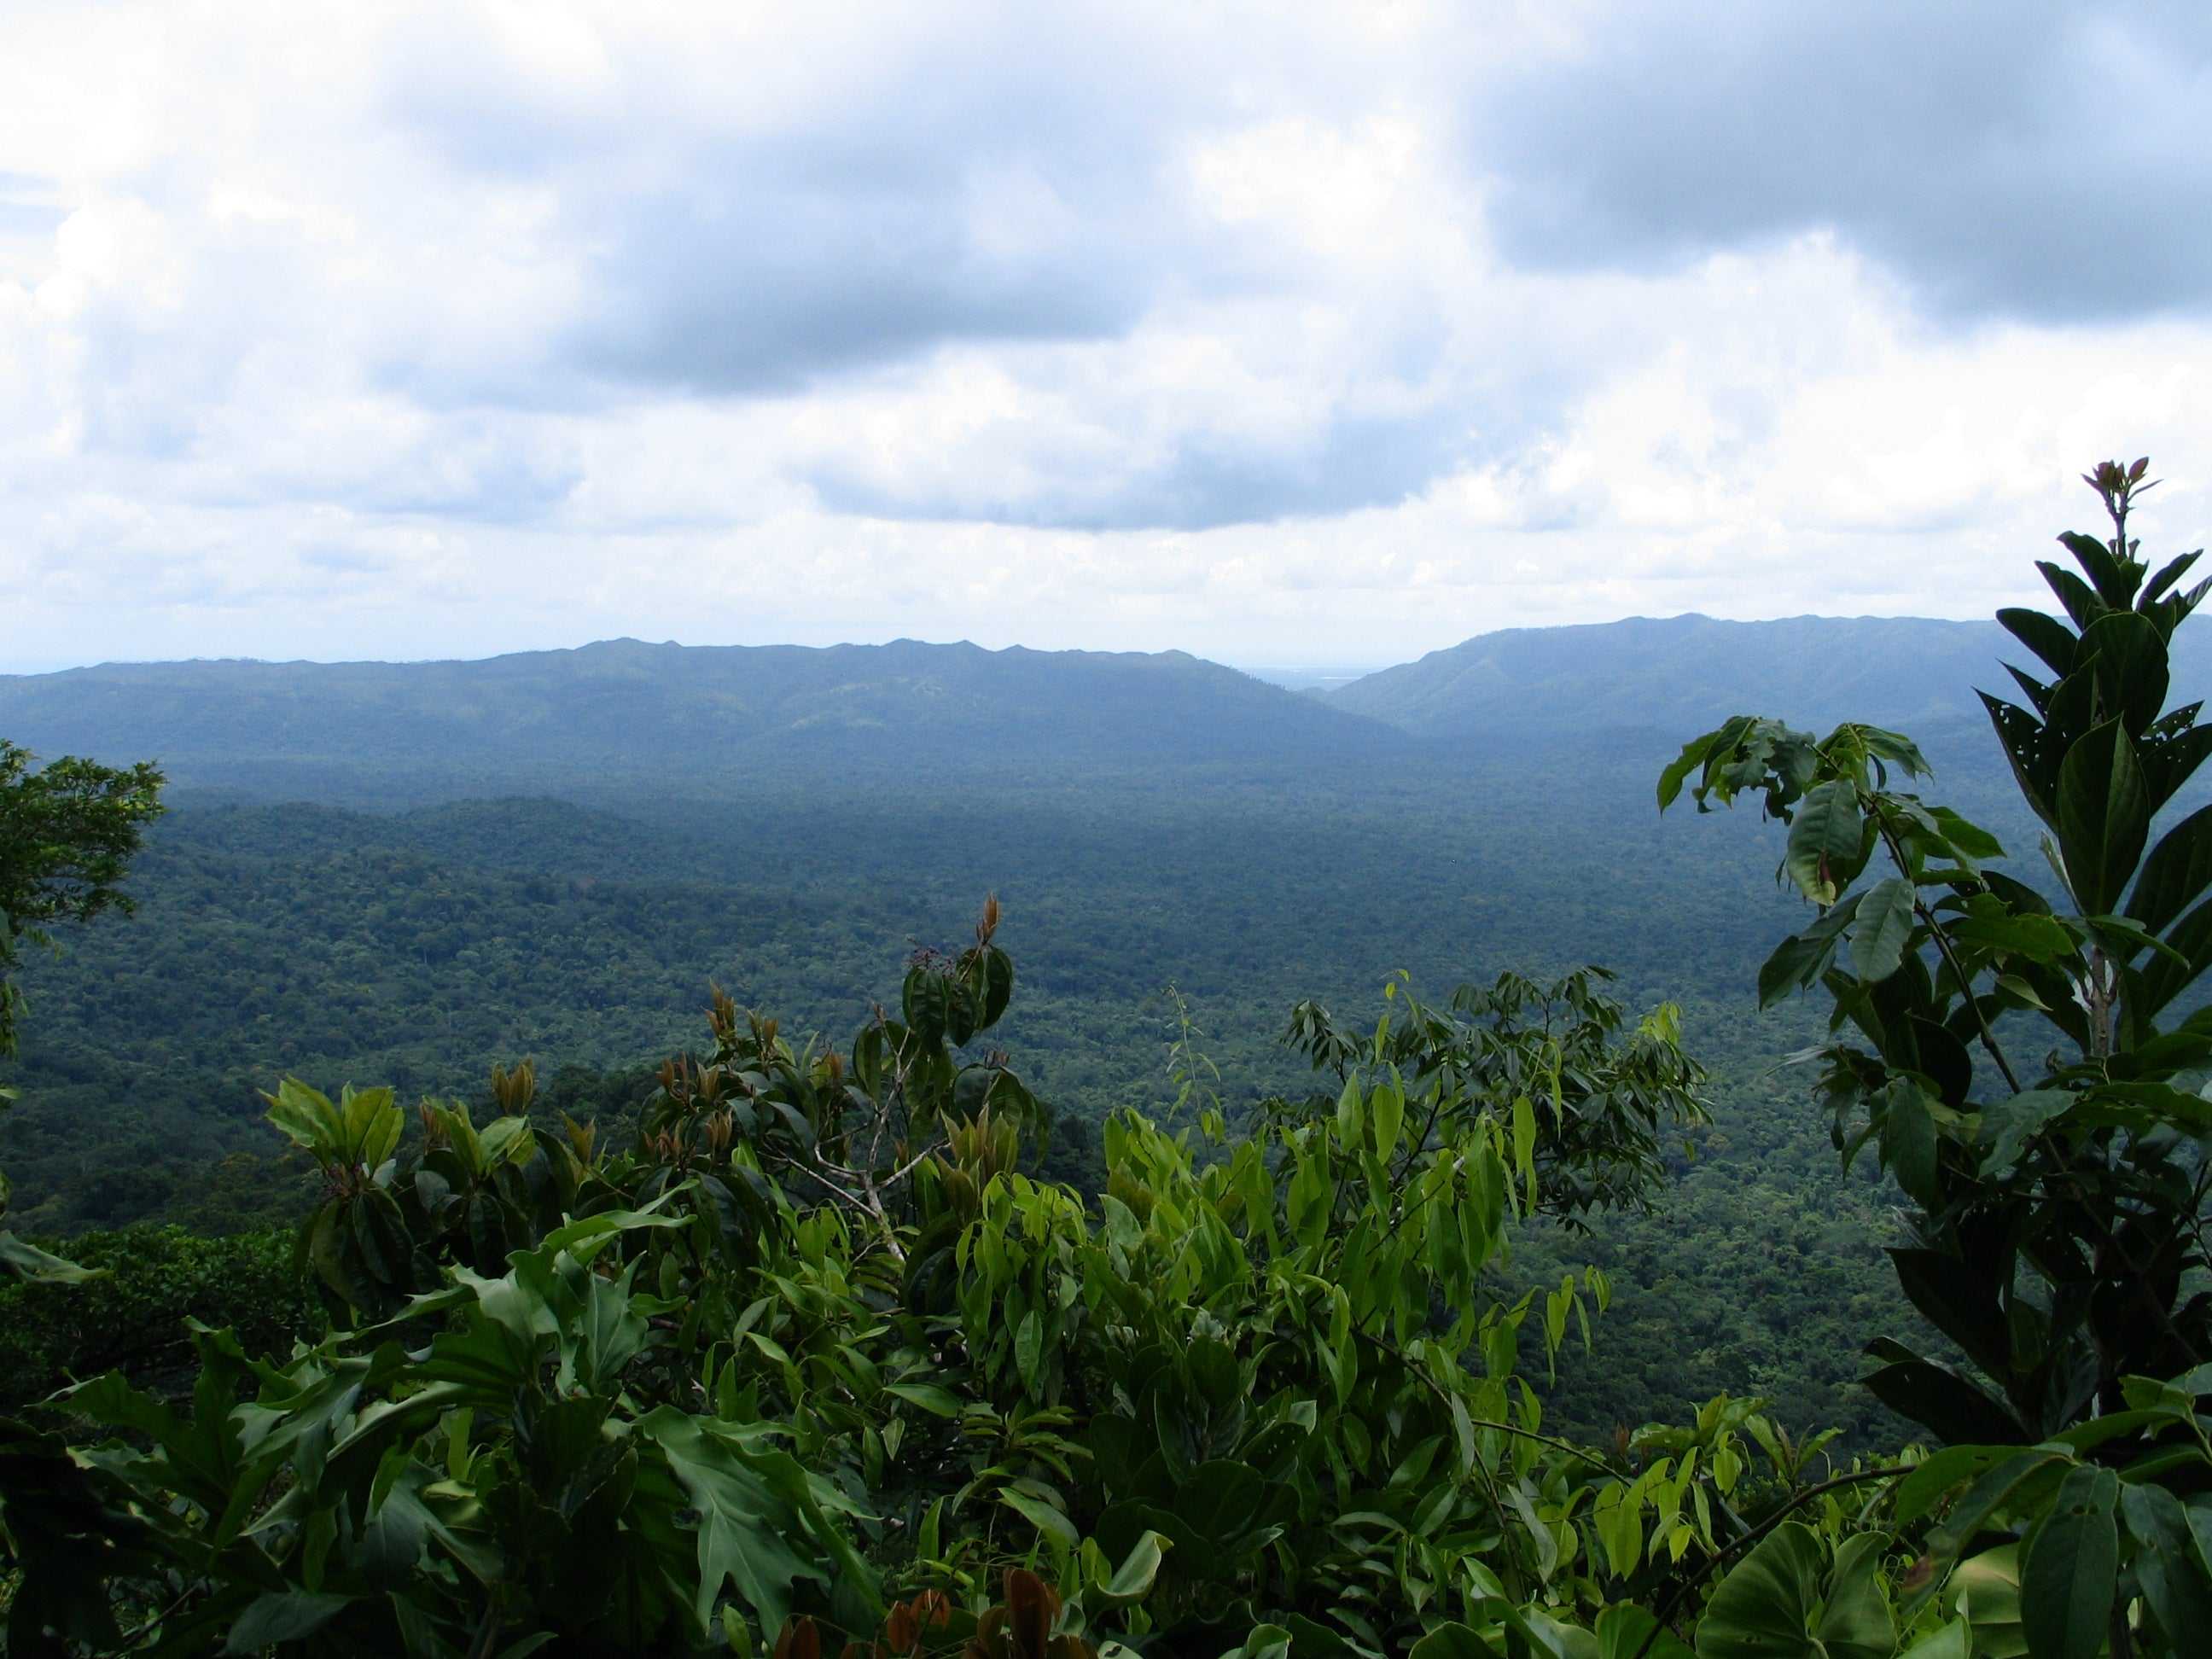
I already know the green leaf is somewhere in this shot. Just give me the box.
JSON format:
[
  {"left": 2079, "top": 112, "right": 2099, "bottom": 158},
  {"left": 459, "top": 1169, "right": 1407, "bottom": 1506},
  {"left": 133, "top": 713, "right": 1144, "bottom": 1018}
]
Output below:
[
  {"left": 2075, "top": 610, "right": 2168, "bottom": 735},
  {"left": 1694, "top": 1520, "right": 1824, "bottom": 1659},
  {"left": 1786, "top": 780, "right": 1865, "bottom": 905},
  {"left": 1659, "top": 719, "right": 1749, "bottom": 811},
  {"left": 1228, "top": 1625, "right": 1295, "bottom": 1659},
  {"left": 1945, "top": 911, "right": 2075, "bottom": 963},
  {"left": 1860, "top": 1350, "right": 2018, "bottom": 1447},
  {"left": 1978, "top": 1090, "right": 2074, "bottom": 1175},
  {"left": 2127, "top": 802, "right": 2212, "bottom": 937},
  {"left": 1949, "top": 1546, "right": 2023, "bottom": 1658},
  {"left": 2019, "top": 1464, "right": 2116, "bottom": 1659},
  {"left": 1877, "top": 1082, "right": 1938, "bottom": 1208},
  {"left": 1817, "top": 1532, "right": 1895, "bottom": 1659},
  {"left": 1014, "top": 1309, "right": 1045, "bottom": 1396},
  {"left": 1597, "top": 1604, "right": 1695, "bottom": 1659},
  {"left": 1852, "top": 877, "right": 1918, "bottom": 982},
  {"left": 223, "top": 1592, "right": 356, "bottom": 1654},
  {"left": 1998, "top": 608, "right": 2079, "bottom": 679},
  {"left": 1371, "top": 1079, "right": 1404, "bottom": 1161},
  {"left": 1335, "top": 1077, "right": 1365, "bottom": 1145},
  {"left": 882, "top": 1383, "right": 963, "bottom": 1418},
  {"left": 1000, "top": 1487, "right": 1080, "bottom": 1550},
  {"left": 637, "top": 1406, "right": 872, "bottom": 1639},
  {"left": 0, "top": 1231, "right": 105, "bottom": 1284},
  {"left": 1087, "top": 1528, "right": 1170, "bottom": 1607},
  {"left": 2120, "top": 1481, "right": 2212, "bottom": 1650},
  {"left": 1757, "top": 893, "right": 1864, "bottom": 1007},
  {"left": 2056, "top": 718, "right": 2150, "bottom": 917},
  {"left": 1408, "top": 1623, "right": 1494, "bottom": 1659}
]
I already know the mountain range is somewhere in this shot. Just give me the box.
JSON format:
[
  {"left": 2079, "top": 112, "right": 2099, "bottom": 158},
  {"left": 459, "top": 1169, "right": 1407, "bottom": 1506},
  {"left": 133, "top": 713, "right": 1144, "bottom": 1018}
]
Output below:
[{"left": 9, "top": 613, "right": 2201, "bottom": 793}]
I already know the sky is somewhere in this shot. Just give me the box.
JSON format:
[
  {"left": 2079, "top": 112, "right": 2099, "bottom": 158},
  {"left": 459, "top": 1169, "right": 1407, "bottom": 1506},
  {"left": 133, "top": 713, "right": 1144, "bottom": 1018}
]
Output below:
[{"left": 3, "top": 1, "right": 2210, "bottom": 673}]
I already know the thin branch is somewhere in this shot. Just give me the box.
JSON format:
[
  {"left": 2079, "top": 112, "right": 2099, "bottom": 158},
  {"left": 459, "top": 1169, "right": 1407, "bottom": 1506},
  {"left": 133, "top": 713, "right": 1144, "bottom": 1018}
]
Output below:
[{"left": 1875, "top": 818, "right": 2023, "bottom": 1096}]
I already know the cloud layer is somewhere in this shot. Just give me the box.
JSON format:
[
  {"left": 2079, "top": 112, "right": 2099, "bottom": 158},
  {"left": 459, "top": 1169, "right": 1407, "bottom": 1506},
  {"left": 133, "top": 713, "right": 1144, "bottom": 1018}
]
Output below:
[{"left": 3, "top": 1, "right": 2208, "bottom": 671}]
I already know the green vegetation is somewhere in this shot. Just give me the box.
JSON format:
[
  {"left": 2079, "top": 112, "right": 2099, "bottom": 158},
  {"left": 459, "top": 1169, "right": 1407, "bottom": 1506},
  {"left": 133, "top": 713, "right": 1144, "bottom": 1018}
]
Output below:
[
  {"left": 0, "top": 741, "right": 164, "bottom": 1284},
  {"left": 3, "top": 461, "right": 2210, "bottom": 1655}
]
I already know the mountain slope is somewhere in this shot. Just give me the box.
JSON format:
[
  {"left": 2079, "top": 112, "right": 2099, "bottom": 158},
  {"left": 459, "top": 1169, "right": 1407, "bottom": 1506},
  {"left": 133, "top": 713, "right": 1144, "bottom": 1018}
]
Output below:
[
  {"left": 0, "top": 637, "right": 1409, "bottom": 795},
  {"left": 1330, "top": 613, "right": 2212, "bottom": 743}
]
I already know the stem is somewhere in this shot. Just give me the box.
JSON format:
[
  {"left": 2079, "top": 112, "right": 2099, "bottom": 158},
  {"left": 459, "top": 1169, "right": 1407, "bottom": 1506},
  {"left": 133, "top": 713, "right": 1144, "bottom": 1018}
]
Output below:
[
  {"left": 1877, "top": 818, "right": 2023, "bottom": 1095},
  {"left": 102, "top": 1582, "right": 201, "bottom": 1656}
]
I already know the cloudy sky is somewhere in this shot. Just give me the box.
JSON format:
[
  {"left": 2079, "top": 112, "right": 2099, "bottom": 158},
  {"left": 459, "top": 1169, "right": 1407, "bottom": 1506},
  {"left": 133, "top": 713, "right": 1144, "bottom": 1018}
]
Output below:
[{"left": 3, "top": 1, "right": 2209, "bottom": 672}]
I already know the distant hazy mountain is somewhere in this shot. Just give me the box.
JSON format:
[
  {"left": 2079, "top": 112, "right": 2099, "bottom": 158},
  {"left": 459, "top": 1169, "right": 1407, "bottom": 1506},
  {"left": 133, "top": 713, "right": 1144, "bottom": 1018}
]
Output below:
[
  {"left": 0, "top": 637, "right": 1416, "bottom": 795},
  {"left": 1328, "top": 614, "right": 2212, "bottom": 745}
]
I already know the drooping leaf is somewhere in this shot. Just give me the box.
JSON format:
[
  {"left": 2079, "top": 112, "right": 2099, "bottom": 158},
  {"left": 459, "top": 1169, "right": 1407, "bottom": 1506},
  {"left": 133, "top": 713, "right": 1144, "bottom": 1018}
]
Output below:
[
  {"left": 222, "top": 1592, "right": 357, "bottom": 1654},
  {"left": 2126, "top": 802, "right": 2212, "bottom": 938},
  {"left": 1785, "top": 781, "right": 1865, "bottom": 905},
  {"left": 1852, "top": 877, "right": 1918, "bottom": 983},
  {"left": 2018, "top": 1464, "right": 2116, "bottom": 1659},
  {"left": 1997, "top": 608, "right": 2079, "bottom": 679}
]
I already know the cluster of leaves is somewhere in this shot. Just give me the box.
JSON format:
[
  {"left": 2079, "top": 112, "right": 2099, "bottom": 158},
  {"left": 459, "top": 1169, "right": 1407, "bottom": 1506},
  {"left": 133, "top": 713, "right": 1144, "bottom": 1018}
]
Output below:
[{"left": 1663, "top": 458, "right": 2212, "bottom": 1654}]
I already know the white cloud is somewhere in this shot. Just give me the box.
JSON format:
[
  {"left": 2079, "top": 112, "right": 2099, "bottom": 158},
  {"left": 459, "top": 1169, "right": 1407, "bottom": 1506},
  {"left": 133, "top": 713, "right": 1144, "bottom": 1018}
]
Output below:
[{"left": 0, "top": 1, "right": 2208, "bottom": 672}]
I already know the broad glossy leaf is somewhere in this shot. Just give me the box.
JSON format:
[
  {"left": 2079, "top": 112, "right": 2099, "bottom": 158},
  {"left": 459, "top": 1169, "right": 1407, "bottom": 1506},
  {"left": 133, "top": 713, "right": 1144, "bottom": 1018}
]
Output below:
[
  {"left": 1693, "top": 1520, "right": 1823, "bottom": 1659},
  {"left": 2119, "top": 1481, "right": 2212, "bottom": 1649},
  {"left": 2056, "top": 719, "right": 2149, "bottom": 917},
  {"left": 2127, "top": 802, "right": 2212, "bottom": 938},
  {"left": 883, "top": 1383, "right": 963, "bottom": 1417},
  {"left": 1785, "top": 781, "right": 1865, "bottom": 905},
  {"left": 1998, "top": 608, "right": 2079, "bottom": 678},
  {"left": 2075, "top": 609, "right": 2168, "bottom": 735},
  {"left": 222, "top": 1592, "right": 355, "bottom": 1654},
  {"left": 1816, "top": 1532, "right": 1895, "bottom": 1659},
  {"left": 1949, "top": 1546, "right": 2024, "bottom": 1659},
  {"left": 637, "top": 1407, "right": 870, "bottom": 1639},
  {"left": 2019, "top": 1464, "right": 2116, "bottom": 1659},
  {"left": 1659, "top": 719, "right": 1752, "bottom": 811},
  {"left": 1876, "top": 1082, "right": 1938, "bottom": 1208},
  {"left": 1596, "top": 1604, "right": 1694, "bottom": 1659},
  {"left": 2037, "top": 559, "right": 2106, "bottom": 633},
  {"left": 1852, "top": 877, "right": 1918, "bottom": 982},
  {"left": 1000, "top": 1487, "right": 1080, "bottom": 1549},
  {"left": 1889, "top": 1250, "right": 2012, "bottom": 1385},
  {"left": 1860, "top": 1352, "right": 2019, "bottom": 1447},
  {"left": 1086, "top": 1528, "right": 1171, "bottom": 1607}
]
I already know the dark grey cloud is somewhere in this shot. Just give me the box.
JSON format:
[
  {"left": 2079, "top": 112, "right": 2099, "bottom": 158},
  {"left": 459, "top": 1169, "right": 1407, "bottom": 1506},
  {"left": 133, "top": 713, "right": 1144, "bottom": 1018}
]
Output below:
[
  {"left": 568, "top": 155, "right": 1147, "bottom": 394},
  {"left": 1472, "top": 0, "right": 2212, "bottom": 322},
  {"left": 380, "top": 15, "right": 1266, "bottom": 399}
]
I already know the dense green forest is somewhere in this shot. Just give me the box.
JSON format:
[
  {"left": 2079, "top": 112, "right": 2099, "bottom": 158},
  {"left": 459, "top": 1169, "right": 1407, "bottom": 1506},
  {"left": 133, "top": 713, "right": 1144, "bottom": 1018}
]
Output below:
[
  {"left": 3, "top": 736, "right": 2026, "bottom": 1447},
  {"left": 9, "top": 470, "right": 2212, "bottom": 1656}
]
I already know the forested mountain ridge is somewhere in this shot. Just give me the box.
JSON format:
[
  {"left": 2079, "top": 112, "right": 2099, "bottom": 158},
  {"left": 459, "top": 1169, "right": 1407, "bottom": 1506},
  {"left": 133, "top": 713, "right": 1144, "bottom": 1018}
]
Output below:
[
  {"left": 20, "top": 613, "right": 2212, "bottom": 803},
  {"left": 1328, "top": 609, "right": 2212, "bottom": 741},
  {"left": 0, "top": 636, "right": 1408, "bottom": 796}
]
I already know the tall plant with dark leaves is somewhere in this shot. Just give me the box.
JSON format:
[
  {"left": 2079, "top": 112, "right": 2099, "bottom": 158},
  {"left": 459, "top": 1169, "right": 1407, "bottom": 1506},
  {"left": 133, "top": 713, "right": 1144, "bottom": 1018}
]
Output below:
[{"left": 1663, "top": 459, "right": 2212, "bottom": 1656}]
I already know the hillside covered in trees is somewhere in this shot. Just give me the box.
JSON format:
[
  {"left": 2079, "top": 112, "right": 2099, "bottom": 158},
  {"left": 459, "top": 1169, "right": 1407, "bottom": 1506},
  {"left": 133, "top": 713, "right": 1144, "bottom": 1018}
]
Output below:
[{"left": 5, "top": 463, "right": 2212, "bottom": 1656}]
